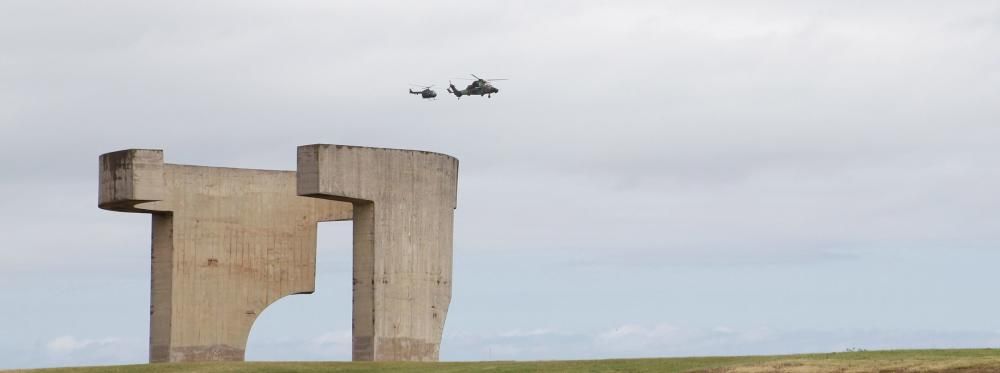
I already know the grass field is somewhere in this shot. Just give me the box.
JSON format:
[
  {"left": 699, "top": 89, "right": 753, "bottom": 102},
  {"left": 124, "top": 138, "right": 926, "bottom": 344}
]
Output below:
[{"left": 9, "top": 349, "right": 1000, "bottom": 373}]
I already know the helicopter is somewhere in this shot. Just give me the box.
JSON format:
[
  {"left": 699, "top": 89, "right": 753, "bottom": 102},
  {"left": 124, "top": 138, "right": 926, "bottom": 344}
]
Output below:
[
  {"left": 447, "top": 74, "right": 507, "bottom": 99},
  {"left": 409, "top": 84, "right": 437, "bottom": 100}
]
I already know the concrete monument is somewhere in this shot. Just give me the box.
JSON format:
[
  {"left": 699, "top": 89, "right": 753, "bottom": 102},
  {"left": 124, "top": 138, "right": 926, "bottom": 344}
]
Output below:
[{"left": 98, "top": 144, "right": 458, "bottom": 363}]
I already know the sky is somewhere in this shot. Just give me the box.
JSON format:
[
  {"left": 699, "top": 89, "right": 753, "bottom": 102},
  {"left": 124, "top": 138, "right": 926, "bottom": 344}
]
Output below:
[{"left": 1, "top": 0, "right": 1000, "bottom": 369}]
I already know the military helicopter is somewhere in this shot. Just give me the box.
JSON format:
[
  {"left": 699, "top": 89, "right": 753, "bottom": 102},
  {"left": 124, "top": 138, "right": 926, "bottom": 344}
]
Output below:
[
  {"left": 409, "top": 84, "right": 437, "bottom": 100},
  {"left": 447, "top": 74, "right": 507, "bottom": 99}
]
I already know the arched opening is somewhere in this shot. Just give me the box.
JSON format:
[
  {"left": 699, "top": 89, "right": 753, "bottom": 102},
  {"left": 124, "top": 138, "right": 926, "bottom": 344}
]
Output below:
[{"left": 245, "top": 221, "right": 353, "bottom": 361}]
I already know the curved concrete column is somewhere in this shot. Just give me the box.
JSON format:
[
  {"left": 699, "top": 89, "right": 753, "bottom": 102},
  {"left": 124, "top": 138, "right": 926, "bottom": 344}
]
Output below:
[
  {"left": 98, "top": 149, "right": 352, "bottom": 362},
  {"left": 297, "top": 144, "right": 459, "bottom": 362}
]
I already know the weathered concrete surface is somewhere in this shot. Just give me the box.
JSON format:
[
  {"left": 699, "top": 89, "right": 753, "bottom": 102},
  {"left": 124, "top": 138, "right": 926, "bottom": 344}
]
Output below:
[
  {"left": 297, "top": 144, "right": 459, "bottom": 362},
  {"left": 98, "top": 149, "right": 353, "bottom": 363}
]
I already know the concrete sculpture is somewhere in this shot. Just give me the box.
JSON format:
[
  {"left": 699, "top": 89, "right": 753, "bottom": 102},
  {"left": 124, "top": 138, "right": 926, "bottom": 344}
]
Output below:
[
  {"left": 297, "top": 144, "right": 458, "bottom": 361},
  {"left": 98, "top": 145, "right": 458, "bottom": 363}
]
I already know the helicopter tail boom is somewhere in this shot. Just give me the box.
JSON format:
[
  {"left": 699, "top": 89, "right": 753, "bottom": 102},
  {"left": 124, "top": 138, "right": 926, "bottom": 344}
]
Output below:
[{"left": 447, "top": 82, "right": 463, "bottom": 98}]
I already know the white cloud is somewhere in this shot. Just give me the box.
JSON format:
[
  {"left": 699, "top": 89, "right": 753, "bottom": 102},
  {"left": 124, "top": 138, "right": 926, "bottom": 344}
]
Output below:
[
  {"left": 497, "top": 328, "right": 556, "bottom": 338},
  {"left": 246, "top": 329, "right": 352, "bottom": 362},
  {"left": 593, "top": 324, "right": 783, "bottom": 357},
  {"left": 308, "top": 330, "right": 352, "bottom": 358},
  {"left": 40, "top": 335, "right": 144, "bottom": 368},
  {"left": 45, "top": 336, "right": 119, "bottom": 354},
  {"left": 441, "top": 324, "right": 1000, "bottom": 361}
]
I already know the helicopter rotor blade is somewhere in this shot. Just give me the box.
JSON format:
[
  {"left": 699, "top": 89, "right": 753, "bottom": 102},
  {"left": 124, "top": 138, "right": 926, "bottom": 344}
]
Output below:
[{"left": 470, "top": 74, "right": 508, "bottom": 81}]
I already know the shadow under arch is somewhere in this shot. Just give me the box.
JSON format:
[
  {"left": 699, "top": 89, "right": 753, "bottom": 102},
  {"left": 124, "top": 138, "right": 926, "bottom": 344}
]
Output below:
[{"left": 245, "top": 221, "right": 355, "bottom": 361}]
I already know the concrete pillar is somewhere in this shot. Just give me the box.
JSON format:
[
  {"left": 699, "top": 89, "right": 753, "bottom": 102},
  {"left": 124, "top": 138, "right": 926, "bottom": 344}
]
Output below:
[
  {"left": 98, "top": 149, "right": 353, "bottom": 362},
  {"left": 297, "top": 144, "right": 459, "bottom": 361}
]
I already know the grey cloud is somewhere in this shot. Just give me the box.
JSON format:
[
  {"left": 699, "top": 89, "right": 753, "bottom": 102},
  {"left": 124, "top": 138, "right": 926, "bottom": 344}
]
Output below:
[{"left": 2, "top": 1, "right": 1000, "bottom": 369}]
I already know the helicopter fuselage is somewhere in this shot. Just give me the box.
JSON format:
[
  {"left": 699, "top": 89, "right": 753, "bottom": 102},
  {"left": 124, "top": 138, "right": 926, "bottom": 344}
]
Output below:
[
  {"left": 409, "top": 88, "right": 437, "bottom": 99},
  {"left": 448, "top": 80, "right": 500, "bottom": 98}
]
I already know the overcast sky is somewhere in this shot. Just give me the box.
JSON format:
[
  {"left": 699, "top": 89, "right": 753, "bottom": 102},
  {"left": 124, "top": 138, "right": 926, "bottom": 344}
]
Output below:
[{"left": 2, "top": 0, "right": 1000, "bottom": 369}]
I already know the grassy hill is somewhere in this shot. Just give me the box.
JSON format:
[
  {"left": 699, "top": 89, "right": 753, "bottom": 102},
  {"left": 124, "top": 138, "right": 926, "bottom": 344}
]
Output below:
[{"left": 9, "top": 349, "right": 1000, "bottom": 373}]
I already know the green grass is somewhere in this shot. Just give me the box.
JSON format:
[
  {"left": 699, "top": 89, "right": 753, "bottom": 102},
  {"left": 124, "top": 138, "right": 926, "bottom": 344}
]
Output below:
[{"left": 9, "top": 349, "right": 1000, "bottom": 373}]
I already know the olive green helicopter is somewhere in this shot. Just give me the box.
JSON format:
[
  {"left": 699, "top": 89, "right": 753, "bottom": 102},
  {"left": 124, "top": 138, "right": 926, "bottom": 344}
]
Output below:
[{"left": 447, "top": 74, "right": 507, "bottom": 99}]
